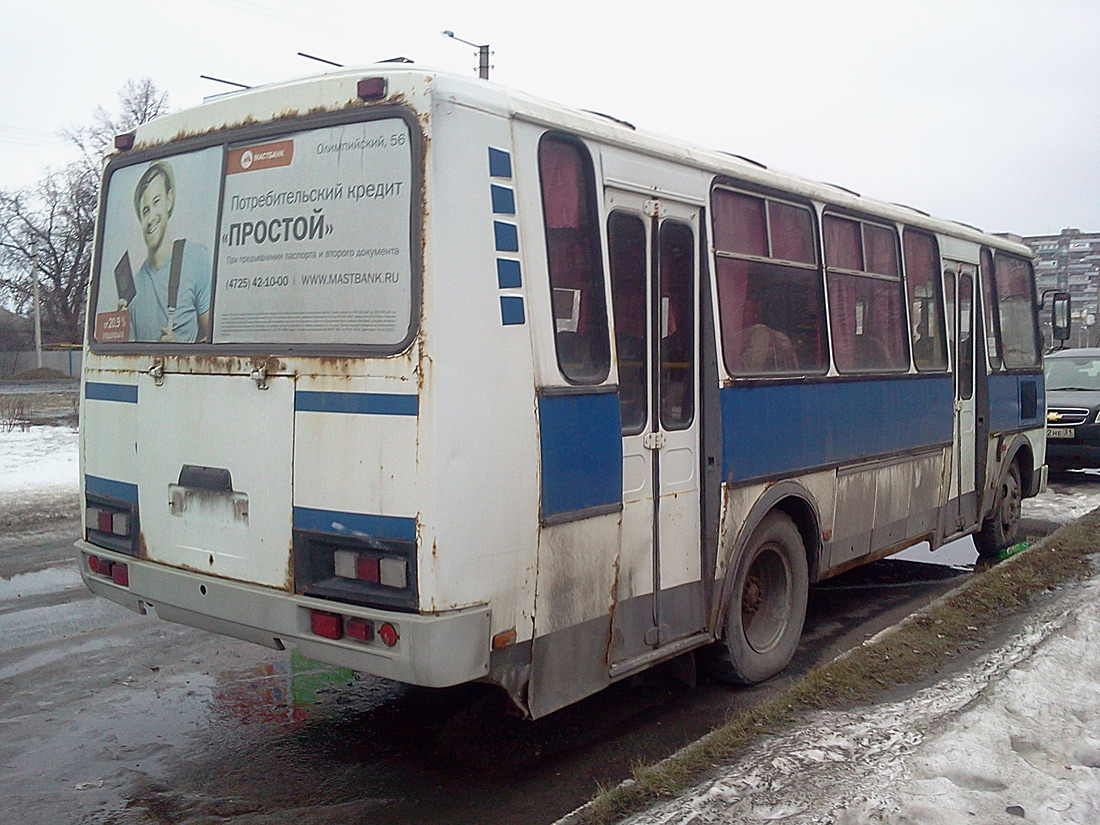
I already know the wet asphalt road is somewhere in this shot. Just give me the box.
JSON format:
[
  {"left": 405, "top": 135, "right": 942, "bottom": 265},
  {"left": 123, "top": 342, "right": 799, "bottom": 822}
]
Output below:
[{"left": 0, "top": 476, "right": 1094, "bottom": 825}]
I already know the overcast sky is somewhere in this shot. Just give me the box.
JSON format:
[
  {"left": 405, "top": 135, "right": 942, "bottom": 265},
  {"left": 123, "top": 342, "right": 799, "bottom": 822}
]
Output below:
[{"left": 3, "top": 0, "right": 1097, "bottom": 236}]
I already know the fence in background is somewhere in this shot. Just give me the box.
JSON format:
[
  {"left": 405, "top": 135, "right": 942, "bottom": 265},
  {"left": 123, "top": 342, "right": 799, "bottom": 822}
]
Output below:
[{"left": 0, "top": 349, "right": 82, "bottom": 379}]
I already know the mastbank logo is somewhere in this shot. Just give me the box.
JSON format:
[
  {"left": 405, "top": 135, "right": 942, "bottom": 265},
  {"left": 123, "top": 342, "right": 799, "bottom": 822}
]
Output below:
[{"left": 227, "top": 140, "right": 295, "bottom": 174}]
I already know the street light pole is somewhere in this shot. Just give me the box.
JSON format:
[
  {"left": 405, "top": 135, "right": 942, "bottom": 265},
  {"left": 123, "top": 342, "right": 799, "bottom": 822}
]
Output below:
[
  {"left": 31, "top": 241, "right": 42, "bottom": 369},
  {"left": 442, "top": 30, "right": 490, "bottom": 80}
]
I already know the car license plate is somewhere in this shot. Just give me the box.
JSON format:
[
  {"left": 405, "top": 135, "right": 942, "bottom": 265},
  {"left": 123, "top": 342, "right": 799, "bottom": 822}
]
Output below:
[{"left": 1048, "top": 427, "right": 1075, "bottom": 439}]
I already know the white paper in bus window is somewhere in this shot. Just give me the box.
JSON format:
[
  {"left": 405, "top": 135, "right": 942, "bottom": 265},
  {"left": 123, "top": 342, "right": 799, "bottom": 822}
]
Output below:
[
  {"left": 214, "top": 119, "right": 414, "bottom": 347},
  {"left": 554, "top": 288, "right": 581, "bottom": 333},
  {"left": 94, "top": 148, "right": 222, "bottom": 344}
]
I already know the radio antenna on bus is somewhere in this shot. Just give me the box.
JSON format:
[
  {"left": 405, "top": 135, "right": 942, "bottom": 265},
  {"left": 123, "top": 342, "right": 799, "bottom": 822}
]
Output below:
[
  {"left": 298, "top": 52, "right": 344, "bottom": 68},
  {"left": 200, "top": 74, "right": 251, "bottom": 90}
]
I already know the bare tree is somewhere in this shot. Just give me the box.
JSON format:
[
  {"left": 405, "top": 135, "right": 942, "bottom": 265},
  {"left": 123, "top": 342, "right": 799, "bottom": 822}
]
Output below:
[
  {"left": 67, "top": 78, "right": 170, "bottom": 169},
  {"left": 0, "top": 79, "right": 169, "bottom": 343},
  {"left": 0, "top": 165, "right": 97, "bottom": 342}
]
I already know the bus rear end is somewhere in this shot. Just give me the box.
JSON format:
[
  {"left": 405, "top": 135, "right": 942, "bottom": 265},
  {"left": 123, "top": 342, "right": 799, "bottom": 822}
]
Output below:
[{"left": 77, "top": 70, "right": 493, "bottom": 690}]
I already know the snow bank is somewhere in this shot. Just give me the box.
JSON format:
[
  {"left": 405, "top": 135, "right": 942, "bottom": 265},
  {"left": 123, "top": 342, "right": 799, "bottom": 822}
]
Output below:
[
  {"left": 626, "top": 579, "right": 1100, "bottom": 824},
  {"left": 0, "top": 425, "right": 80, "bottom": 525}
]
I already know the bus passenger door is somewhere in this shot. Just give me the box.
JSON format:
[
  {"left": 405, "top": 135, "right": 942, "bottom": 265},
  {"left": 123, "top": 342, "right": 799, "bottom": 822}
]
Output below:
[
  {"left": 605, "top": 191, "right": 704, "bottom": 672},
  {"left": 944, "top": 264, "right": 978, "bottom": 533}
]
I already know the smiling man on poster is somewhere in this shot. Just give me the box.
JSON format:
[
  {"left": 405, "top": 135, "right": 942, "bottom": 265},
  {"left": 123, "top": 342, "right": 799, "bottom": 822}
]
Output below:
[{"left": 123, "top": 161, "right": 213, "bottom": 343}]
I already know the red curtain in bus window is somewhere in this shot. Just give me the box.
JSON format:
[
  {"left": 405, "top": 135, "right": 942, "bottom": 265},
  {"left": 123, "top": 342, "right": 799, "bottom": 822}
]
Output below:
[
  {"left": 864, "top": 224, "right": 899, "bottom": 277},
  {"left": 868, "top": 278, "right": 906, "bottom": 367},
  {"left": 540, "top": 140, "right": 582, "bottom": 229},
  {"left": 828, "top": 273, "right": 857, "bottom": 369},
  {"left": 829, "top": 275, "right": 905, "bottom": 371},
  {"left": 768, "top": 201, "right": 816, "bottom": 264},
  {"left": 904, "top": 230, "right": 948, "bottom": 371},
  {"left": 712, "top": 190, "right": 767, "bottom": 256},
  {"left": 824, "top": 216, "right": 863, "bottom": 271},
  {"left": 716, "top": 258, "right": 752, "bottom": 372}
]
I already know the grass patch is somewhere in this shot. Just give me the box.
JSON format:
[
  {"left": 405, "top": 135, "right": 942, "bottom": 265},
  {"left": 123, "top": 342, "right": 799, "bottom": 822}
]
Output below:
[{"left": 572, "top": 511, "right": 1100, "bottom": 825}]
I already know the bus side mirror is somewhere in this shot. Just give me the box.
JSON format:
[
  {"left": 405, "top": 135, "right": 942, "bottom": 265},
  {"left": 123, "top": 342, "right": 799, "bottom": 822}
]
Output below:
[{"left": 1052, "top": 292, "right": 1071, "bottom": 342}]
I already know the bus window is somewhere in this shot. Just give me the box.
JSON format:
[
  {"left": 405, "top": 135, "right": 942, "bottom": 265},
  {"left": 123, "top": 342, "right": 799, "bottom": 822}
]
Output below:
[
  {"left": 979, "top": 248, "right": 1002, "bottom": 369},
  {"left": 992, "top": 253, "right": 1040, "bottom": 368},
  {"left": 538, "top": 134, "right": 610, "bottom": 384},
  {"left": 660, "top": 221, "right": 695, "bottom": 430},
  {"left": 712, "top": 189, "right": 827, "bottom": 376},
  {"left": 608, "top": 212, "right": 648, "bottom": 433},
  {"left": 824, "top": 215, "right": 908, "bottom": 373},
  {"left": 958, "top": 273, "right": 974, "bottom": 399},
  {"left": 902, "top": 229, "right": 948, "bottom": 371}
]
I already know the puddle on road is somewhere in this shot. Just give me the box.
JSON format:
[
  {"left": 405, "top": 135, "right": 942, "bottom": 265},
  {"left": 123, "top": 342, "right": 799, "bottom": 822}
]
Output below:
[
  {"left": 209, "top": 649, "right": 359, "bottom": 730},
  {"left": 0, "top": 562, "right": 82, "bottom": 601}
]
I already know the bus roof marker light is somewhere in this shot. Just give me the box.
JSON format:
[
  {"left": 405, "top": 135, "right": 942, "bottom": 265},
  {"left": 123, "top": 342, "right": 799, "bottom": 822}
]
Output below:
[
  {"left": 114, "top": 132, "right": 135, "bottom": 151},
  {"left": 357, "top": 77, "right": 387, "bottom": 101}
]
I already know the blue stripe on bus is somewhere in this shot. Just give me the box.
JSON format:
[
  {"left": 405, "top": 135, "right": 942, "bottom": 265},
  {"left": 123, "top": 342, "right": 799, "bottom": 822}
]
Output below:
[
  {"left": 490, "top": 184, "right": 516, "bottom": 215},
  {"left": 539, "top": 392, "right": 622, "bottom": 518},
  {"left": 294, "top": 391, "right": 418, "bottom": 416},
  {"left": 720, "top": 376, "right": 954, "bottom": 484},
  {"left": 988, "top": 372, "right": 1044, "bottom": 432},
  {"left": 488, "top": 147, "right": 512, "bottom": 179},
  {"left": 497, "top": 259, "right": 522, "bottom": 289},
  {"left": 85, "top": 382, "right": 138, "bottom": 403},
  {"left": 493, "top": 221, "right": 519, "bottom": 252},
  {"left": 293, "top": 507, "right": 417, "bottom": 542},
  {"left": 85, "top": 475, "right": 139, "bottom": 503}
]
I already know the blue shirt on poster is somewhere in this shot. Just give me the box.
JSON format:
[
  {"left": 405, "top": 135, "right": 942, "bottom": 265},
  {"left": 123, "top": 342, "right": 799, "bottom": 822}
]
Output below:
[{"left": 128, "top": 241, "right": 212, "bottom": 343}]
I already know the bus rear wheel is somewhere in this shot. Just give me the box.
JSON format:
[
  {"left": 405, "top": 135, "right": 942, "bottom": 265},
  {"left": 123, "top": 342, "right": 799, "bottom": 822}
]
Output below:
[
  {"left": 708, "top": 511, "right": 809, "bottom": 685},
  {"left": 975, "top": 461, "right": 1022, "bottom": 558}
]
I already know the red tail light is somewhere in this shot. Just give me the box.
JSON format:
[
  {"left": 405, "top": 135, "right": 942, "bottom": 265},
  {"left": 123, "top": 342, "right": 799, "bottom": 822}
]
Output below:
[
  {"left": 111, "top": 563, "right": 129, "bottom": 587},
  {"left": 345, "top": 617, "right": 374, "bottom": 642},
  {"left": 87, "top": 554, "right": 130, "bottom": 588},
  {"left": 378, "top": 622, "right": 399, "bottom": 647},
  {"left": 310, "top": 610, "right": 342, "bottom": 640}
]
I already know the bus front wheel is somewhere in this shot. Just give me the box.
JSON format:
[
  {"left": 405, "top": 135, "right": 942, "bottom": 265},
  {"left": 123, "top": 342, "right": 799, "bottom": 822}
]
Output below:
[
  {"left": 975, "top": 461, "right": 1022, "bottom": 558},
  {"left": 709, "top": 511, "right": 809, "bottom": 685}
]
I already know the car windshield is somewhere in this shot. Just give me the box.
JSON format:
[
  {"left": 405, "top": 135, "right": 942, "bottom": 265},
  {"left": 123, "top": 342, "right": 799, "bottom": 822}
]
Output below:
[{"left": 1045, "top": 356, "right": 1100, "bottom": 391}]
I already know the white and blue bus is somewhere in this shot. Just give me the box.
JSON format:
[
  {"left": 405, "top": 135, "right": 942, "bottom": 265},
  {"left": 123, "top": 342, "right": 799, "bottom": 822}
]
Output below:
[{"left": 78, "top": 66, "right": 1048, "bottom": 718}]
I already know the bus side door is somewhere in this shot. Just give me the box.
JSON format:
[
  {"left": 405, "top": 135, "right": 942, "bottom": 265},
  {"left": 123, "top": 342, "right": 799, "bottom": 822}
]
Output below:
[
  {"left": 605, "top": 190, "right": 705, "bottom": 671},
  {"left": 943, "top": 262, "right": 978, "bottom": 533}
]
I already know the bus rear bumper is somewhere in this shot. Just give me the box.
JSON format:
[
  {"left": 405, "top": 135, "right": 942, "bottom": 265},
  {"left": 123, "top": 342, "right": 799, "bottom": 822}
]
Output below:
[{"left": 76, "top": 541, "right": 491, "bottom": 688}]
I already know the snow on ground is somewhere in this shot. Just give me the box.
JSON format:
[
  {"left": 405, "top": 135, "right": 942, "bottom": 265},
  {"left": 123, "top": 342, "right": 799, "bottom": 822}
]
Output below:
[
  {"left": 0, "top": 424, "right": 80, "bottom": 525},
  {"left": 1027, "top": 475, "right": 1100, "bottom": 525},
  {"left": 0, "top": 424, "right": 78, "bottom": 493},
  {"left": 625, "top": 577, "right": 1100, "bottom": 825}
]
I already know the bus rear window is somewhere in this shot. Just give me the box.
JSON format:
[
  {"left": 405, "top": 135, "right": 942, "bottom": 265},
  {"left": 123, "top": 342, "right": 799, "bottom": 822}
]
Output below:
[{"left": 91, "top": 117, "right": 416, "bottom": 350}]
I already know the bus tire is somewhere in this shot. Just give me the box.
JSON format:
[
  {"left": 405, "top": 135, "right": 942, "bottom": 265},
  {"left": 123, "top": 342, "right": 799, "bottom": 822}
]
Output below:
[
  {"left": 708, "top": 511, "right": 809, "bottom": 685},
  {"left": 975, "top": 461, "right": 1022, "bottom": 558}
]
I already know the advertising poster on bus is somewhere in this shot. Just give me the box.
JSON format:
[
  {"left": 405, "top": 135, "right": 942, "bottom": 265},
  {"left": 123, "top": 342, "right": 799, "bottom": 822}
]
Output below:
[
  {"left": 94, "top": 148, "right": 222, "bottom": 344},
  {"left": 213, "top": 119, "right": 414, "bottom": 347}
]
